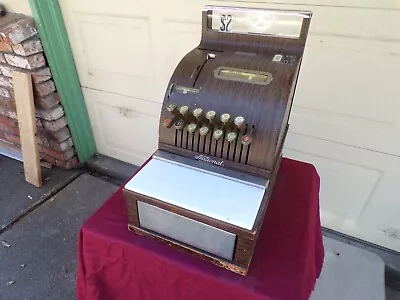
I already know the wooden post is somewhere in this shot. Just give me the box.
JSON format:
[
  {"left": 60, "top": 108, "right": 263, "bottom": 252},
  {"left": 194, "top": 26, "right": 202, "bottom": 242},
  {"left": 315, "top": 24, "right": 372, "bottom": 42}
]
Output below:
[{"left": 12, "top": 71, "right": 43, "bottom": 187}]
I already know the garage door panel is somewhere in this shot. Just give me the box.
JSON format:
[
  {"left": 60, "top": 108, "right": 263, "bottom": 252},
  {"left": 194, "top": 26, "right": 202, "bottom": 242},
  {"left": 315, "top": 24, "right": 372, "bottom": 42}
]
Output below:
[
  {"left": 320, "top": 209, "right": 400, "bottom": 251},
  {"left": 75, "top": 14, "right": 153, "bottom": 78},
  {"left": 219, "top": 1, "right": 400, "bottom": 155},
  {"left": 289, "top": 107, "right": 399, "bottom": 157},
  {"left": 220, "top": 0, "right": 400, "bottom": 10},
  {"left": 308, "top": 6, "right": 400, "bottom": 41},
  {"left": 285, "top": 148, "right": 381, "bottom": 221},
  {"left": 70, "top": 13, "right": 157, "bottom": 101},
  {"left": 290, "top": 33, "right": 400, "bottom": 155},
  {"left": 60, "top": 0, "right": 151, "bottom": 14},
  {"left": 218, "top": 0, "right": 400, "bottom": 19},
  {"left": 284, "top": 132, "right": 400, "bottom": 251},
  {"left": 358, "top": 172, "right": 400, "bottom": 229},
  {"left": 297, "top": 37, "right": 399, "bottom": 120},
  {"left": 163, "top": 20, "right": 201, "bottom": 84},
  {"left": 83, "top": 88, "right": 160, "bottom": 165}
]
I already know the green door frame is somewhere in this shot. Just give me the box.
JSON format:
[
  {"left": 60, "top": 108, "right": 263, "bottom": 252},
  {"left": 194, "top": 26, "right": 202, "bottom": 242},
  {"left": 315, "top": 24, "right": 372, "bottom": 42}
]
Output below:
[{"left": 29, "top": 0, "right": 96, "bottom": 163}]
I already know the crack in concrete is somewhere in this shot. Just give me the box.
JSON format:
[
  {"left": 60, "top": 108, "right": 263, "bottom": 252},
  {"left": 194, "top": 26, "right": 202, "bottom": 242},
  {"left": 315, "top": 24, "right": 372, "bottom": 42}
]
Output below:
[{"left": 0, "top": 171, "right": 85, "bottom": 236}]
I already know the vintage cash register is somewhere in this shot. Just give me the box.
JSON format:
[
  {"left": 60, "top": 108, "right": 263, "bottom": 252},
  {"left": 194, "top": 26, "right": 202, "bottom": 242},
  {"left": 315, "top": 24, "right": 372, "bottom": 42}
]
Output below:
[{"left": 123, "top": 6, "right": 312, "bottom": 275}]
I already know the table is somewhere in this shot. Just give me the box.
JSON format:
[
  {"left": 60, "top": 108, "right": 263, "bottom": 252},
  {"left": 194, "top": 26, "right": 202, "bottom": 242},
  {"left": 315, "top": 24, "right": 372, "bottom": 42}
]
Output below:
[{"left": 77, "top": 158, "right": 324, "bottom": 300}]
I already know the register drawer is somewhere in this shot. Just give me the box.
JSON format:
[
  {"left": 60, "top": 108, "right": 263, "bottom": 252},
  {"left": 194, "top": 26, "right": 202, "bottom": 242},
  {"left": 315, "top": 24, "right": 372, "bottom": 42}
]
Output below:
[{"left": 138, "top": 201, "right": 236, "bottom": 261}]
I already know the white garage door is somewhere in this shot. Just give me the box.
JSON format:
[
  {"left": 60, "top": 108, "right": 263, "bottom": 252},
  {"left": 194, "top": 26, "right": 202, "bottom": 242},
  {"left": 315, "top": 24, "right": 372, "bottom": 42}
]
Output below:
[{"left": 59, "top": 0, "right": 400, "bottom": 251}]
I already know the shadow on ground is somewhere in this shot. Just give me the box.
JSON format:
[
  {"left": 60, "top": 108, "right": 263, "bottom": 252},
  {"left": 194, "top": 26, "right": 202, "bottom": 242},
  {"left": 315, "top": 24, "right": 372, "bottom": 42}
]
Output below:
[
  {"left": 0, "top": 156, "right": 83, "bottom": 232},
  {"left": 0, "top": 156, "right": 118, "bottom": 299}
]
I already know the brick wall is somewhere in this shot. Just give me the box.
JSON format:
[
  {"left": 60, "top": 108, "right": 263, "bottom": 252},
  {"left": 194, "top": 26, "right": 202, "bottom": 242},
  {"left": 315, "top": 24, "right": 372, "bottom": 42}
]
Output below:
[{"left": 0, "top": 13, "right": 78, "bottom": 169}]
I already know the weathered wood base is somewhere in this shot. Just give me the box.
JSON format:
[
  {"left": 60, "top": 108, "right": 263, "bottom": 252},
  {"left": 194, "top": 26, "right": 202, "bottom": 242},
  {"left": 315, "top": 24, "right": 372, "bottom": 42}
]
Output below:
[
  {"left": 128, "top": 224, "right": 249, "bottom": 276},
  {"left": 124, "top": 150, "right": 284, "bottom": 276}
]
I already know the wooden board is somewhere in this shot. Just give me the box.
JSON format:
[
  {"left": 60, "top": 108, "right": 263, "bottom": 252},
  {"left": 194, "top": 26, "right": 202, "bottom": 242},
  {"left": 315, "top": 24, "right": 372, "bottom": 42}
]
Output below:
[
  {"left": 128, "top": 224, "right": 248, "bottom": 276},
  {"left": 12, "top": 71, "right": 42, "bottom": 187}
]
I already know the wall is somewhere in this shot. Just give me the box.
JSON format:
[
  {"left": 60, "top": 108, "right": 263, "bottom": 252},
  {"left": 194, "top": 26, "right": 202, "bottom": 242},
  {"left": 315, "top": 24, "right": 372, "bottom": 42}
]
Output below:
[
  {"left": 0, "top": 12, "right": 78, "bottom": 168},
  {"left": 1, "top": 0, "right": 32, "bottom": 16}
]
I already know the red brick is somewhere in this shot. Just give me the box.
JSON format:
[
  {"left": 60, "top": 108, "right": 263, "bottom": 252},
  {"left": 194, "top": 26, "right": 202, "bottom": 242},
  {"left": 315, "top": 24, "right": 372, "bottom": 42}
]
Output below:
[
  {"left": 49, "top": 137, "right": 73, "bottom": 152},
  {"left": 0, "top": 64, "right": 11, "bottom": 77},
  {"left": 0, "top": 64, "right": 51, "bottom": 83},
  {"left": 0, "top": 41, "right": 12, "bottom": 52},
  {"left": 3, "top": 131, "right": 20, "bottom": 144},
  {"left": 37, "top": 131, "right": 50, "bottom": 142},
  {"left": 0, "top": 86, "right": 12, "bottom": 100},
  {"left": 34, "top": 92, "right": 60, "bottom": 109},
  {"left": 55, "top": 156, "right": 79, "bottom": 169},
  {"left": 4, "top": 130, "right": 56, "bottom": 149},
  {"left": 0, "top": 13, "right": 24, "bottom": 29},
  {"left": 0, "top": 17, "right": 37, "bottom": 45},
  {"left": 12, "top": 38, "right": 43, "bottom": 56},
  {"left": 9, "top": 130, "right": 50, "bottom": 148},
  {"left": 0, "top": 103, "right": 17, "bottom": 119},
  {"left": 0, "top": 115, "right": 17, "bottom": 127},
  {"left": 39, "top": 126, "right": 71, "bottom": 143},
  {"left": 36, "top": 118, "right": 43, "bottom": 128},
  {"left": 38, "top": 144, "right": 76, "bottom": 161},
  {"left": 0, "top": 123, "right": 19, "bottom": 136},
  {"left": 31, "top": 67, "right": 52, "bottom": 83},
  {"left": 40, "top": 152, "right": 56, "bottom": 165},
  {"left": 33, "top": 80, "right": 55, "bottom": 97},
  {"left": 0, "top": 129, "right": 6, "bottom": 140},
  {"left": 0, "top": 100, "right": 16, "bottom": 110},
  {"left": 3, "top": 99, "right": 16, "bottom": 108},
  {"left": 36, "top": 105, "right": 64, "bottom": 121},
  {"left": 5, "top": 53, "right": 45, "bottom": 70},
  {"left": 38, "top": 134, "right": 51, "bottom": 147},
  {"left": 42, "top": 116, "right": 67, "bottom": 131},
  {"left": 0, "top": 75, "right": 13, "bottom": 88},
  {"left": 0, "top": 115, "right": 44, "bottom": 130}
]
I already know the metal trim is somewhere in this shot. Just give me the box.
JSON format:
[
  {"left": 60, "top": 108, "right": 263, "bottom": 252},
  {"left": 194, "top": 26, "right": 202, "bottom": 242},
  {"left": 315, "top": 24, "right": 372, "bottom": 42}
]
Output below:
[{"left": 153, "top": 150, "right": 269, "bottom": 189}]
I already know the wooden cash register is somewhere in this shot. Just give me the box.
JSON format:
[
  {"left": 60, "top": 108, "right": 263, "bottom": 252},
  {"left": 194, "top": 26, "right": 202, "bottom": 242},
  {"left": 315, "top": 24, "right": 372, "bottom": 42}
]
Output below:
[{"left": 123, "top": 6, "right": 312, "bottom": 275}]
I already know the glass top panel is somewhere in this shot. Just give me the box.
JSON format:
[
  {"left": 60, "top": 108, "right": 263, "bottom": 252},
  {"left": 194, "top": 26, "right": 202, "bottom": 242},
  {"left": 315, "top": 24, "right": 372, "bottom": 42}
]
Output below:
[
  {"left": 207, "top": 6, "right": 310, "bottom": 39},
  {"left": 125, "top": 154, "right": 268, "bottom": 230}
]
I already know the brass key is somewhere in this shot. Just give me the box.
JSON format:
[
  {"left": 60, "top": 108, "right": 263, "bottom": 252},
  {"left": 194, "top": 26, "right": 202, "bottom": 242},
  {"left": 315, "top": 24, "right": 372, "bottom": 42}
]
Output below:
[
  {"left": 227, "top": 131, "right": 237, "bottom": 143},
  {"left": 199, "top": 126, "right": 210, "bottom": 136},
  {"left": 234, "top": 116, "right": 246, "bottom": 134},
  {"left": 213, "top": 129, "right": 224, "bottom": 141},
  {"left": 187, "top": 123, "right": 198, "bottom": 133}
]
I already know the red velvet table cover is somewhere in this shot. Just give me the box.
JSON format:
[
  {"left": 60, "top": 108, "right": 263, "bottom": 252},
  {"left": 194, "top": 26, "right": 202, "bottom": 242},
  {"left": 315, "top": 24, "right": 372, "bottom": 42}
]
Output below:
[{"left": 77, "top": 158, "right": 324, "bottom": 300}]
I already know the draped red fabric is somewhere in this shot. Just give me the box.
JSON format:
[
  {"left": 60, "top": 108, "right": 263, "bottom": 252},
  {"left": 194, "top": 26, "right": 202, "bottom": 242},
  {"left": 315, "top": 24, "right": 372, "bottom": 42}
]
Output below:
[{"left": 77, "top": 158, "right": 324, "bottom": 300}]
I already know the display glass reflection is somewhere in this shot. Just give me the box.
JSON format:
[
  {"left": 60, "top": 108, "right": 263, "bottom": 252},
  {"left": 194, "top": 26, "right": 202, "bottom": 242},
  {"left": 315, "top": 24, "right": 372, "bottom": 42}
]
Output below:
[{"left": 209, "top": 8, "right": 307, "bottom": 39}]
